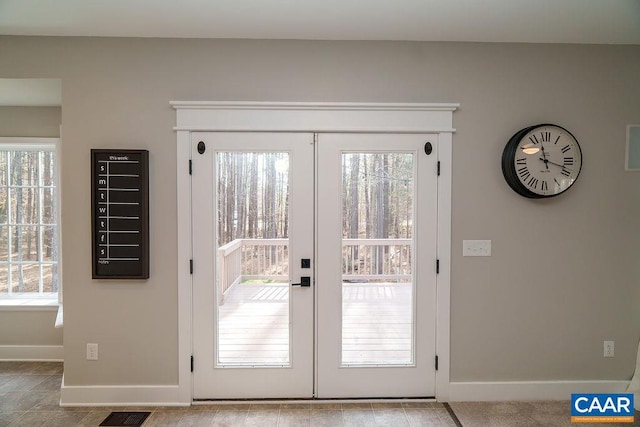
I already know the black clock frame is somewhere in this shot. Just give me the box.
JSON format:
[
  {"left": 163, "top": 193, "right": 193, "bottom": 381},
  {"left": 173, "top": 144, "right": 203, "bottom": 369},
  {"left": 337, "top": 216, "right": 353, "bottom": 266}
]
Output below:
[{"left": 501, "top": 123, "right": 582, "bottom": 199}]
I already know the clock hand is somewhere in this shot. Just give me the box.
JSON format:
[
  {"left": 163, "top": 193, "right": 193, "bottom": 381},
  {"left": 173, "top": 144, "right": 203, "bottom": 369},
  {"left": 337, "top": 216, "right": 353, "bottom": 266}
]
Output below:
[
  {"left": 539, "top": 157, "right": 564, "bottom": 168},
  {"left": 540, "top": 145, "right": 549, "bottom": 170}
]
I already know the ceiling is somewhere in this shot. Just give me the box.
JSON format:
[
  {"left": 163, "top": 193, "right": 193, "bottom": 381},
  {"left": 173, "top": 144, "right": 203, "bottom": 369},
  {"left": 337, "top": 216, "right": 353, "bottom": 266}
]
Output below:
[
  {"left": 0, "top": 0, "right": 639, "bottom": 44},
  {"left": 1, "top": 1, "right": 638, "bottom": 107}
]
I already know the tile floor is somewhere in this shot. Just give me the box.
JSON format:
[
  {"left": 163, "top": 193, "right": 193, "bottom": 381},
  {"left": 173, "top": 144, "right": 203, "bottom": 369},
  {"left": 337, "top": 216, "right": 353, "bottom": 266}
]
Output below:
[
  {"left": 449, "top": 400, "right": 640, "bottom": 427},
  {"left": 1, "top": 362, "right": 639, "bottom": 426}
]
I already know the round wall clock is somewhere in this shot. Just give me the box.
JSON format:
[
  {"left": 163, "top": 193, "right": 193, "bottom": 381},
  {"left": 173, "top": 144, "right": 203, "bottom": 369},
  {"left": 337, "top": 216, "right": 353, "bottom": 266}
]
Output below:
[{"left": 502, "top": 124, "right": 583, "bottom": 198}]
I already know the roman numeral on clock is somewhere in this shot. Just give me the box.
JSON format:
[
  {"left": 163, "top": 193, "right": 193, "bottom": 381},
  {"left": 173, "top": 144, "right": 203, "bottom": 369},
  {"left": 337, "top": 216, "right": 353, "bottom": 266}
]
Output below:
[
  {"left": 541, "top": 180, "right": 548, "bottom": 191},
  {"left": 517, "top": 166, "right": 530, "bottom": 180},
  {"left": 529, "top": 135, "right": 540, "bottom": 145},
  {"left": 561, "top": 167, "right": 571, "bottom": 177},
  {"left": 561, "top": 144, "right": 571, "bottom": 153},
  {"left": 527, "top": 176, "right": 539, "bottom": 189},
  {"left": 564, "top": 157, "right": 574, "bottom": 166},
  {"left": 516, "top": 158, "right": 527, "bottom": 165},
  {"left": 541, "top": 131, "right": 551, "bottom": 142}
]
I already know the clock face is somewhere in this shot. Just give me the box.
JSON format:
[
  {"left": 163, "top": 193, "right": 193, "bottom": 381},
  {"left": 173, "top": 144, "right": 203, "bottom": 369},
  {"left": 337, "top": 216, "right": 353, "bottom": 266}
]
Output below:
[{"left": 502, "top": 124, "right": 582, "bottom": 198}]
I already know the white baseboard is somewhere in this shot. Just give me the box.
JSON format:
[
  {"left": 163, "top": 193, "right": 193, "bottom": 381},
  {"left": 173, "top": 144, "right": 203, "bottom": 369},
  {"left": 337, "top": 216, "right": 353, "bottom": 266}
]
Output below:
[
  {"left": 0, "top": 345, "right": 63, "bottom": 361},
  {"left": 60, "top": 377, "right": 189, "bottom": 407},
  {"left": 449, "top": 380, "right": 631, "bottom": 402}
]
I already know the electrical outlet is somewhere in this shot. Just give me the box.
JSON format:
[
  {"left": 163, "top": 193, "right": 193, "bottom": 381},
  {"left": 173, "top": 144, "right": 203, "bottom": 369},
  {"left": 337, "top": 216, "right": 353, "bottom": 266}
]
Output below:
[
  {"left": 87, "top": 343, "right": 99, "bottom": 361},
  {"left": 604, "top": 341, "right": 614, "bottom": 358}
]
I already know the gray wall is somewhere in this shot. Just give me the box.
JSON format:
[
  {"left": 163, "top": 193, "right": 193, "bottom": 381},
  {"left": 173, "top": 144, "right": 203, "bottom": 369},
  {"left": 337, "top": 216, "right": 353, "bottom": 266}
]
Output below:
[
  {"left": 0, "top": 311, "right": 62, "bottom": 346},
  {"left": 0, "top": 106, "right": 62, "bottom": 351},
  {"left": 0, "top": 36, "right": 638, "bottom": 387},
  {"left": 0, "top": 106, "right": 61, "bottom": 137}
]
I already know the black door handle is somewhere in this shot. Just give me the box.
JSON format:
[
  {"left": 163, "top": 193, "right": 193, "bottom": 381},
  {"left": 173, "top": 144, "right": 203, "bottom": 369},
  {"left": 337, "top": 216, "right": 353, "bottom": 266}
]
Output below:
[{"left": 291, "top": 276, "right": 311, "bottom": 287}]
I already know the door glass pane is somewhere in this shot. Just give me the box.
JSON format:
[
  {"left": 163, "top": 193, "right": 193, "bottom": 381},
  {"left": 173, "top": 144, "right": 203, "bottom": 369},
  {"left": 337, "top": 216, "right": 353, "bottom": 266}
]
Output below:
[
  {"left": 341, "top": 152, "right": 414, "bottom": 365},
  {"left": 216, "top": 152, "right": 290, "bottom": 366}
]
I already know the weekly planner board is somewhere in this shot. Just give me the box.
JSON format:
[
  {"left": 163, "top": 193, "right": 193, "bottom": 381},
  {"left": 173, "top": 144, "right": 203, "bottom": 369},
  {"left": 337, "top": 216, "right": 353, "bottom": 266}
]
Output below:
[{"left": 91, "top": 149, "right": 149, "bottom": 279}]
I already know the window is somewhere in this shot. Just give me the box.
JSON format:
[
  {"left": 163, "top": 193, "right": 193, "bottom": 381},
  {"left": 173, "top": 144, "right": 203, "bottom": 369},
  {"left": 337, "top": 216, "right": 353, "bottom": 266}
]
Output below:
[{"left": 0, "top": 138, "right": 59, "bottom": 299}]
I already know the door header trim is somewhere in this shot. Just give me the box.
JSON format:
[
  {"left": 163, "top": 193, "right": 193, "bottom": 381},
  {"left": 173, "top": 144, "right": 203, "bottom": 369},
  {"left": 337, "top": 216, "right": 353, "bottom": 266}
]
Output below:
[
  {"left": 171, "top": 101, "right": 459, "bottom": 111},
  {"left": 171, "top": 101, "right": 458, "bottom": 133}
]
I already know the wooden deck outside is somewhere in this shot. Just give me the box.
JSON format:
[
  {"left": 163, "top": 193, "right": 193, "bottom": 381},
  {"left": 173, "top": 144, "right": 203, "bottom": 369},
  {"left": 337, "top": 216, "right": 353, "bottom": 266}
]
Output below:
[{"left": 218, "top": 282, "right": 412, "bottom": 366}]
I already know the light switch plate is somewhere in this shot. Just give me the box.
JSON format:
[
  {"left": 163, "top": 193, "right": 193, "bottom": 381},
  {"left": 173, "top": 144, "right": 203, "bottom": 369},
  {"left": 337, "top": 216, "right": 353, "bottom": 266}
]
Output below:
[{"left": 463, "top": 240, "right": 491, "bottom": 256}]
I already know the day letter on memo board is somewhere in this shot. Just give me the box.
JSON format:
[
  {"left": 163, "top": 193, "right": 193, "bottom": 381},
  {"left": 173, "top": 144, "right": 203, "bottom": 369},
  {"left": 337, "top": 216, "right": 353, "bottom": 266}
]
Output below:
[{"left": 91, "top": 149, "right": 149, "bottom": 279}]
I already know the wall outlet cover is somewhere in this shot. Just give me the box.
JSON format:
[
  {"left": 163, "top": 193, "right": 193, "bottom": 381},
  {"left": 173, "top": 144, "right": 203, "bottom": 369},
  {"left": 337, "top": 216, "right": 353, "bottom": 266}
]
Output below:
[
  {"left": 604, "top": 341, "right": 614, "bottom": 358},
  {"left": 87, "top": 343, "right": 99, "bottom": 361}
]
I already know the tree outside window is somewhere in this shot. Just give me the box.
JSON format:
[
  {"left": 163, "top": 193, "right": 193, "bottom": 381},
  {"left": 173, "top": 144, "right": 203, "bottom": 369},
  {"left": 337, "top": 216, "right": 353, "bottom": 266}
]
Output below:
[{"left": 0, "top": 141, "right": 58, "bottom": 298}]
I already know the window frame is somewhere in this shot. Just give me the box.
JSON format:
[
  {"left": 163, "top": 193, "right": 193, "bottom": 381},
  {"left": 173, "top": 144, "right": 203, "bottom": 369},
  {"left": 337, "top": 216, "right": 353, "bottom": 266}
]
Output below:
[{"left": 0, "top": 137, "right": 61, "bottom": 304}]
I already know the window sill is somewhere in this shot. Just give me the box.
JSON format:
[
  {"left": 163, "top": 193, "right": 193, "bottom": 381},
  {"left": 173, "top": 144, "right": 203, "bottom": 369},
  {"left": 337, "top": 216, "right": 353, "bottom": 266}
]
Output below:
[{"left": 0, "top": 298, "right": 59, "bottom": 311}]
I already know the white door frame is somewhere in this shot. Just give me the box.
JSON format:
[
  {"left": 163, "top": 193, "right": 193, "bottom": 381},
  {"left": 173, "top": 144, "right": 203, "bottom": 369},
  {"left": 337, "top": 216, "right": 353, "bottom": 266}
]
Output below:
[{"left": 173, "top": 101, "right": 457, "bottom": 403}]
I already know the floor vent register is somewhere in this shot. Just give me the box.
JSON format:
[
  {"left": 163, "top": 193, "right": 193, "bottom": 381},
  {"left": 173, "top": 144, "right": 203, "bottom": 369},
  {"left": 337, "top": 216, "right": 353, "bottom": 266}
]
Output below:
[{"left": 100, "top": 411, "right": 151, "bottom": 426}]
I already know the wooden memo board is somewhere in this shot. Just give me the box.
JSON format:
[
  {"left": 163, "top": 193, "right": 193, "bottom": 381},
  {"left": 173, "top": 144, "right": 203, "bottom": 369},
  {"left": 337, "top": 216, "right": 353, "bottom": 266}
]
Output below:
[{"left": 91, "top": 149, "right": 149, "bottom": 279}]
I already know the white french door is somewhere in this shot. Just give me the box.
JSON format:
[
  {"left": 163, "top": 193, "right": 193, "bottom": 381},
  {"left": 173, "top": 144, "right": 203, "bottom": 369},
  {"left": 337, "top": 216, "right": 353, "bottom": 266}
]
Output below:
[
  {"left": 192, "top": 132, "right": 438, "bottom": 399},
  {"left": 316, "top": 134, "right": 438, "bottom": 398},
  {"left": 192, "top": 132, "right": 315, "bottom": 399}
]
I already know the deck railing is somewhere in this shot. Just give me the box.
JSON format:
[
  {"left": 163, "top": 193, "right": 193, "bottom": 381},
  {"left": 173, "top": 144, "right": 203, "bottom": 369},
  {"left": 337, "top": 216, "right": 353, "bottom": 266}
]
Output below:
[
  {"left": 217, "top": 238, "right": 289, "bottom": 304},
  {"left": 342, "top": 238, "right": 412, "bottom": 281},
  {"left": 217, "top": 238, "right": 411, "bottom": 303}
]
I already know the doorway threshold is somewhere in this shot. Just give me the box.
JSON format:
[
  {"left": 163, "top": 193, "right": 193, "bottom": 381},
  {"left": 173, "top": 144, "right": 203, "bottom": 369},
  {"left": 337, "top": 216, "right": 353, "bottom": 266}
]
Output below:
[{"left": 192, "top": 397, "right": 437, "bottom": 405}]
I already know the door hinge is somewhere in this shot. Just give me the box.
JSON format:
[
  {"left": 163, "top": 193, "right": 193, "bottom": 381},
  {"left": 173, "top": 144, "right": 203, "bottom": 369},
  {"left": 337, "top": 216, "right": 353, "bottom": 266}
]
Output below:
[
  {"left": 191, "top": 355, "right": 194, "bottom": 372},
  {"left": 190, "top": 259, "right": 193, "bottom": 274},
  {"left": 435, "top": 355, "right": 439, "bottom": 371},
  {"left": 437, "top": 161, "right": 441, "bottom": 176},
  {"left": 189, "top": 160, "right": 192, "bottom": 175},
  {"left": 436, "top": 259, "right": 440, "bottom": 274}
]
